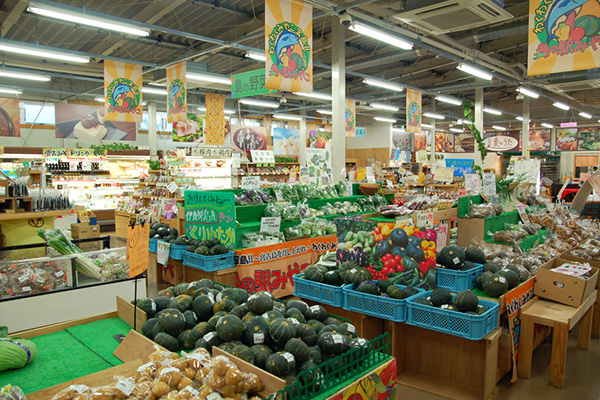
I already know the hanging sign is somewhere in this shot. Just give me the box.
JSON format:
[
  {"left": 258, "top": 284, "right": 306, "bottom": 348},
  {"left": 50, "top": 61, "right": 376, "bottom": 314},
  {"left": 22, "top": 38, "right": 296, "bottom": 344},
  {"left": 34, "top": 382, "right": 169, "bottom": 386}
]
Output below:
[
  {"left": 166, "top": 62, "right": 187, "bottom": 123},
  {"left": 406, "top": 89, "right": 422, "bottom": 134},
  {"left": 185, "top": 191, "right": 236, "bottom": 248},
  {"left": 264, "top": 0, "right": 313, "bottom": 92},
  {"left": 104, "top": 60, "right": 143, "bottom": 123},
  {"left": 205, "top": 93, "right": 226, "bottom": 145},
  {"left": 127, "top": 223, "right": 150, "bottom": 277},
  {"left": 232, "top": 69, "right": 276, "bottom": 98},
  {"left": 445, "top": 159, "right": 475, "bottom": 176},
  {"left": 355, "top": 127, "right": 367, "bottom": 137},
  {"left": 157, "top": 241, "right": 170, "bottom": 265},
  {"left": 345, "top": 98, "right": 356, "bottom": 137},
  {"left": 528, "top": 0, "right": 600, "bottom": 76},
  {"left": 483, "top": 172, "right": 497, "bottom": 196}
]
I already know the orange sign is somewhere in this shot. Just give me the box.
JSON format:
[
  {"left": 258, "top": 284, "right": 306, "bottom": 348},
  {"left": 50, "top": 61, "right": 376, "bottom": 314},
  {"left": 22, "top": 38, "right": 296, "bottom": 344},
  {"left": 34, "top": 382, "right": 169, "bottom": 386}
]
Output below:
[{"left": 127, "top": 223, "right": 150, "bottom": 277}]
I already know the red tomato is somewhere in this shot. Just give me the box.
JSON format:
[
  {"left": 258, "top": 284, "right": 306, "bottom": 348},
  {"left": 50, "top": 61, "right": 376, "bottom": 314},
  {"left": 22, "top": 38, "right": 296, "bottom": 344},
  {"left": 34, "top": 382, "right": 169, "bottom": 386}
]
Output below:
[
  {"left": 382, "top": 266, "right": 394, "bottom": 276},
  {"left": 394, "top": 255, "right": 402, "bottom": 265}
]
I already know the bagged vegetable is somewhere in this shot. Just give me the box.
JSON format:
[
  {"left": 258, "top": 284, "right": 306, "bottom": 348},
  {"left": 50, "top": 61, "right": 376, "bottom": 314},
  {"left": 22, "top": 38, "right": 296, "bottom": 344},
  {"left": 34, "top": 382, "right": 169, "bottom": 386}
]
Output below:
[{"left": 0, "top": 327, "right": 38, "bottom": 372}]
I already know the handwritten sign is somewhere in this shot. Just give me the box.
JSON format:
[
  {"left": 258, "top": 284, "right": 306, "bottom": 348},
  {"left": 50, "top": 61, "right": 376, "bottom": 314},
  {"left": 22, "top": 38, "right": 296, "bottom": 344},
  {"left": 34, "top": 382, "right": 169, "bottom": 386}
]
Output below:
[
  {"left": 251, "top": 150, "right": 275, "bottom": 164},
  {"left": 185, "top": 190, "right": 236, "bottom": 248},
  {"left": 465, "top": 173, "right": 482, "bottom": 192},
  {"left": 356, "top": 168, "right": 366, "bottom": 181},
  {"left": 191, "top": 147, "right": 233, "bottom": 158},
  {"left": 127, "top": 223, "right": 150, "bottom": 277},
  {"left": 157, "top": 241, "right": 170, "bottom": 265},
  {"left": 260, "top": 217, "right": 281, "bottom": 233},
  {"left": 504, "top": 278, "right": 535, "bottom": 382},
  {"left": 482, "top": 172, "right": 497, "bottom": 196},
  {"left": 416, "top": 150, "right": 428, "bottom": 163},
  {"left": 241, "top": 176, "right": 260, "bottom": 189},
  {"left": 299, "top": 167, "right": 310, "bottom": 184},
  {"left": 434, "top": 167, "right": 454, "bottom": 183},
  {"left": 436, "top": 222, "right": 448, "bottom": 248},
  {"left": 516, "top": 204, "right": 530, "bottom": 223},
  {"left": 289, "top": 171, "right": 297, "bottom": 183},
  {"left": 416, "top": 212, "right": 434, "bottom": 228}
]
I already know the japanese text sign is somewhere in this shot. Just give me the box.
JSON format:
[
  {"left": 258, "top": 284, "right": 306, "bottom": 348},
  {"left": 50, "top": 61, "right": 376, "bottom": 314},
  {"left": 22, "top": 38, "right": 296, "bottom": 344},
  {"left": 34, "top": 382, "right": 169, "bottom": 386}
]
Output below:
[
  {"left": 185, "top": 191, "right": 236, "bottom": 248},
  {"left": 127, "top": 223, "right": 150, "bottom": 277},
  {"left": 231, "top": 69, "right": 275, "bottom": 99}
]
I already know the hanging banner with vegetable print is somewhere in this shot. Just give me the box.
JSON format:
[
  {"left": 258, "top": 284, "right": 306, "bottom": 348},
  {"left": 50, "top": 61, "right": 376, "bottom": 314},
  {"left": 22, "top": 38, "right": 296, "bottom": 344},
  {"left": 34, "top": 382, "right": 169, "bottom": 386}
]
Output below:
[
  {"left": 205, "top": 92, "right": 226, "bottom": 145},
  {"left": 345, "top": 98, "right": 356, "bottom": 137},
  {"left": 104, "top": 60, "right": 143, "bottom": 123},
  {"left": 406, "top": 88, "right": 422, "bottom": 134},
  {"left": 166, "top": 62, "right": 187, "bottom": 123},
  {"left": 264, "top": 0, "right": 313, "bottom": 92},
  {"left": 528, "top": 0, "right": 600, "bottom": 76}
]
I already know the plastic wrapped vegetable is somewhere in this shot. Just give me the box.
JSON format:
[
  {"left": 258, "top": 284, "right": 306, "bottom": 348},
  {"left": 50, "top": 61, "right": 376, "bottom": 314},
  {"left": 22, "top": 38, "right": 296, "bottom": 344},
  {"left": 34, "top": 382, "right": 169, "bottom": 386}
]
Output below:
[
  {"left": 281, "top": 205, "right": 301, "bottom": 221},
  {"left": 264, "top": 203, "right": 282, "bottom": 218},
  {"left": 0, "top": 327, "right": 38, "bottom": 372},
  {"left": 284, "top": 226, "right": 303, "bottom": 240}
]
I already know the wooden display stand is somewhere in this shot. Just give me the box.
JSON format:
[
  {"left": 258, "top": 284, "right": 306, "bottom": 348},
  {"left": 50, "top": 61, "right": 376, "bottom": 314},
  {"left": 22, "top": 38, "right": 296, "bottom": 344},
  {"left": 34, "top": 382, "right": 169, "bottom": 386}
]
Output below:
[
  {"left": 184, "top": 264, "right": 239, "bottom": 288},
  {"left": 388, "top": 321, "right": 501, "bottom": 400}
]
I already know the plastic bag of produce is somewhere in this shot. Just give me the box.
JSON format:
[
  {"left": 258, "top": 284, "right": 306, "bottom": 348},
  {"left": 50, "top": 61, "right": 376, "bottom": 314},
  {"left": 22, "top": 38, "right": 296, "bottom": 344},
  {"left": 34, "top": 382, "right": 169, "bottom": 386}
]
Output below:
[
  {"left": 0, "top": 386, "right": 27, "bottom": 400},
  {"left": 468, "top": 204, "right": 496, "bottom": 218},
  {"left": 0, "top": 332, "right": 37, "bottom": 372},
  {"left": 264, "top": 203, "right": 282, "bottom": 218}
]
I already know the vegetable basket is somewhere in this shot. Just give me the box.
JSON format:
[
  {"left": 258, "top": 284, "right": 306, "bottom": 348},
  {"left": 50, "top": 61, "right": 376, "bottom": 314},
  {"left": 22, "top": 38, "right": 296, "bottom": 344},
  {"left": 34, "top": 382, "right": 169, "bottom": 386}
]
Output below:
[
  {"left": 436, "top": 264, "right": 483, "bottom": 292},
  {"left": 149, "top": 238, "right": 158, "bottom": 253},
  {"left": 292, "top": 273, "right": 345, "bottom": 307},
  {"left": 343, "top": 283, "right": 424, "bottom": 322},
  {"left": 182, "top": 250, "right": 235, "bottom": 272},
  {"left": 406, "top": 291, "right": 499, "bottom": 340},
  {"left": 359, "top": 183, "right": 379, "bottom": 196},
  {"left": 169, "top": 243, "right": 188, "bottom": 260}
]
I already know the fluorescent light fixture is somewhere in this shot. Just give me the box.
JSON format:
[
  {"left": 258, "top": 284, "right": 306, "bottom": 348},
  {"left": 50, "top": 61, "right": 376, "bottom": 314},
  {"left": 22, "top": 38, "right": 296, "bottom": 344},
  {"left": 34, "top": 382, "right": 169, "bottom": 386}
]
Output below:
[
  {"left": 197, "top": 106, "right": 236, "bottom": 114},
  {"left": 316, "top": 109, "right": 332, "bottom": 115},
  {"left": 363, "top": 78, "right": 403, "bottom": 92},
  {"left": 374, "top": 116, "right": 396, "bottom": 123},
  {"left": 0, "top": 70, "right": 50, "bottom": 82},
  {"left": 421, "top": 123, "right": 433, "bottom": 129},
  {"left": 553, "top": 102, "right": 570, "bottom": 111},
  {"left": 516, "top": 116, "right": 524, "bottom": 121},
  {"left": 186, "top": 72, "right": 231, "bottom": 85},
  {"left": 94, "top": 97, "right": 105, "bottom": 102},
  {"left": 0, "top": 88, "right": 22, "bottom": 94},
  {"left": 349, "top": 22, "right": 413, "bottom": 50},
  {"left": 141, "top": 87, "right": 167, "bottom": 95},
  {"left": 245, "top": 51, "right": 266, "bottom": 62},
  {"left": 28, "top": 4, "right": 149, "bottom": 36},
  {"left": 483, "top": 107, "right": 502, "bottom": 116},
  {"left": 294, "top": 91, "right": 332, "bottom": 101},
  {"left": 142, "top": 102, "right": 147, "bottom": 106},
  {"left": 0, "top": 41, "right": 89, "bottom": 63},
  {"left": 370, "top": 102, "right": 399, "bottom": 112},
  {"left": 392, "top": 128, "right": 405, "bottom": 133},
  {"left": 423, "top": 112, "right": 445, "bottom": 120},
  {"left": 516, "top": 87, "right": 540, "bottom": 99},
  {"left": 239, "top": 98, "right": 280, "bottom": 108},
  {"left": 457, "top": 64, "right": 493, "bottom": 80},
  {"left": 435, "top": 95, "right": 462, "bottom": 106},
  {"left": 541, "top": 123, "right": 553, "bottom": 128},
  {"left": 492, "top": 125, "right": 506, "bottom": 131},
  {"left": 579, "top": 112, "right": 592, "bottom": 119},
  {"left": 273, "top": 114, "right": 303, "bottom": 121},
  {"left": 449, "top": 128, "right": 464, "bottom": 133}
]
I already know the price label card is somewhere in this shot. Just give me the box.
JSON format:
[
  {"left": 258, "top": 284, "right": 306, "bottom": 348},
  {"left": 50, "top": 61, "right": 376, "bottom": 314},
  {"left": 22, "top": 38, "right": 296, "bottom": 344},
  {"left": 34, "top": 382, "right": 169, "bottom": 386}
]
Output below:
[
  {"left": 251, "top": 150, "right": 275, "bottom": 164},
  {"left": 416, "top": 212, "right": 434, "bottom": 228},
  {"left": 516, "top": 204, "right": 530, "bottom": 223},
  {"left": 465, "top": 173, "right": 481, "bottom": 192},
  {"left": 241, "top": 176, "right": 260, "bottom": 189},
  {"left": 366, "top": 167, "right": 376, "bottom": 183},
  {"left": 482, "top": 172, "right": 497, "bottom": 196},
  {"left": 275, "top": 190, "right": 285, "bottom": 202},
  {"left": 299, "top": 167, "right": 310, "bottom": 184},
  {"left": 260, "top": 217, "right": 281, "bottom": 233},
  {"left": 434, "top": 167, "right": 454, "bottom": 183},
  {"left": 356, "top": 168, "right": 366, "bottom": 181},
  {"left": 386, "top": 179, "right": 394, "bottom": 189},
  {"left": 157, "top": 241, "right": 170, "bottom": 265},
  {"left": 344, "top": 182, "right": 353, "bottom": 195},
  {"left": 166, "top": 181, "right": 179, "bottom": 193},
  {"left": 289, "top": 171, "right": 297, "bottom": 183},
  {"left": 436, "top": 222, "right": 448, "bottom": 248},
  {"left": 395, "top": 216, "right": 412, "bottom": 226}
]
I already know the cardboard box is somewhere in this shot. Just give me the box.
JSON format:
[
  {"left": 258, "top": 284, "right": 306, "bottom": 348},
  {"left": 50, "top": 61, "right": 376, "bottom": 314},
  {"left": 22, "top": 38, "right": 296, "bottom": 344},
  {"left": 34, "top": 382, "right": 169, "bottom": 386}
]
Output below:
[
  {"left": 561, "top": 252, "right": 600, "bottom": 289},
  {"left": 534, "top": 257, "right": 599, "bottom": 307},
  {"left": 71, "top": 223, "right": 100, "bottom": 239},
  {"left": 74, "top": 205, "right": 97, "bottom": 225}
]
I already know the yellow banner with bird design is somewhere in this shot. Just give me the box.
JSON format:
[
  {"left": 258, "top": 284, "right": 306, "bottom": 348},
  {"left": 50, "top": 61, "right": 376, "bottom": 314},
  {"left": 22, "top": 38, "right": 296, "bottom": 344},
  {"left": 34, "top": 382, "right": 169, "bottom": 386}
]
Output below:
[
  {"left": 167, "top": 62, "right": 187, "bottom": 123},
  {"left": 104, "top": 60, "right": 143, "bottom": 123}
]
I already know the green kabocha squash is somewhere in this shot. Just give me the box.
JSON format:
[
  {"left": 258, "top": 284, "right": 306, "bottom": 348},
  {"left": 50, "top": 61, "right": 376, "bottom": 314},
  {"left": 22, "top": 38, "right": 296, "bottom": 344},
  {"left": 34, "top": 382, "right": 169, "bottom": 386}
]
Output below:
[
  {"left": 142, "top": 318, "right": 160, "bottom": 339},
  {"left": 263, "top": 309, "right": 285, "bottom": 323},
  {"left": 213, "top": 299, "right": 236, "bottom": 313},
  {"left": 207, "top": 312, "right": 226, "bottom": 331},
  {"left": 183, "top": 310, "right": 198, "bottom": 329},
  {"left": 437, "top": 246, "right": 466, "bottom": 270},
  {"left": 465, "top": 245, "right": 487, "bottom": 264},
  {"left": 235, "top": 288, "right": 249, "bottom": 303},
  {"left": 192, "top": 287, "right": 211, "bottom": 299},
  {"left": 441, "top": 304, "right": 460, "bottom": 312},
  {"left": 307, "top": 319, "right": 325, "bottom": 333},
  {"left": 177, "top": 329, "right": 196, "bottom": 350},
  {"left": 232, "top": 344, "right": 254, "bottom": 363},
  {"left": 476, "top": 305, "right": 490, "bottom": 315},
  {"left": 151, "top": 322, "right": 163, "bottom": 339},
  {"left": 349, "top": 268, "right": 373, "bottom": 286},
  {"left": 406, "top": 244, "right": 425, "bottom": 262},
  {"left": 338, "top": 323, "right": 358, "bottom": 339},
  {"left": 243, "top": 316, "right": 271, "bottom": 346},
  {"left": 453, "top": 290, "right": 479, "bottom": 312},
  {"left": 309, "top": 345, "right": 323, "bottom": 364},
  {"left": 389, "top": 228, "right": 409, "bottom": 248},
  {"left": 250, "top": 344, "right": 274, "bottom": 369},
  {"left": 190, "top": 322, "right": 212, "bottom": 342},
  {"left": 219, "top": 341, "right": 242, "bottom": 354},
  {"left": 357, "top": 281, "right": 380, "bottom": 295},
  {"left": 461, "top": 261, "right": 478, "bottom": 271},
  {"left": 304, "top": 305, "right": 328, "bottom": 322},
  {"left": 318, "top": 325, "right": 343, "bottom": 337},
  {"left": 414, "top": 297, "right": 432, "bottom": 306},
  {"left": 402, "top": 286, "right": 419, "bottom": 298},
  {"left": 377, "top": 280, "right": 393, "bottom": 292},
  {"left": 501, "top": 269, "right": 520, "bottom": 289},
  {"left": 304, "top": 265, "right": 324, "bottom": 282},
  {"left": 247, "top": 292, "right": 274, "bottom": 314},
  {"left": 286, "top": 300, "right": 309, "bottom": 314},
  {"left": 483, "top": 262, "right": 500, "bottom": 273},
  {"left": 284, "top": 307, "right": 306, "bottom": 324},
  {"left": 430, "top": 288, "right": 453, "bottom": 307},
  {"left": 483, "top": 273, "right": 509, "bottom": 297},
  {"left": 215, "top": 315, "right": 244, "bottom": 342},
  {"left": 297, "top": 360, "right": 321, "bottom": 387},
  {"left": 154, "top": 332, "right": 179, "bottom": 352},
  {"left": 192, "top": 295, "right": 214, "bottom": 321},
  {"left": 386, "top": 285, "right": 405, "bottom": 299},
  {"left": 323, "top": 317, "right": 341, "bottom": 326},
  {"left": 153, "top": 296, "right": 172, "bottom": 312},
  {"left": 476, "top": 271, "right": 493, "bottom": 290},
  {"left": 266, "top": 352, "right": 296, "bottom": 377},
  {"left": 173, "top": 282, "right": 190, "bottom": 296},
  {"left": 323, "top": 270, "right": 341, "bottom": 286},
  {"left": 284, "top": 338, "right": 311, "bottom": 365},
  {"left": 269, "top": 319, "right": 296, "bottom": 343},
  {"left": 157, "top": 308, "right": 186, "bottom": 337},
  {"left": 229, "top": 304, "right": 249, "bottom": 319},
  {"left": 134, "top": 298, "right": 157, "bottom": 318},
  {"left": 195, "top": 331, "right": 222, "bottom": 351},
  {"left": 401, "top": 256, "right": 419, "bottom": 272},
  {"left": 195, "top": 279, "right": 214, "bottom": 289},
  {"left": 217, "top": 288, "right": 241, "bottom": 305},
  {"left": 317, "top": 332, "right": 349, "bottom": 355},
  {"left": 242, "top": 312, "right": 257, "bottom": 323},
  {"left": 195, "top": 246, "right": 209, "bottom": 255},
  {"left": 295, "top": 324, "right": 318, "bottom": 346},
  {"left": 425, "top": 269, "right": 437, "bottom": 289},
  {"left": 168, "top": 294, "right": 193, "bottom": 312}
]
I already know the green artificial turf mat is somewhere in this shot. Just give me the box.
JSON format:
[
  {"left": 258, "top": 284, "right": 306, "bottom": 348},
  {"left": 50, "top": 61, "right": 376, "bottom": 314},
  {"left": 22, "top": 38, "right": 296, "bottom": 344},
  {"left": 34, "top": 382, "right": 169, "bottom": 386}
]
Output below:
[{"left": 66, "top": 317, "right": 132, "bottom": 366}]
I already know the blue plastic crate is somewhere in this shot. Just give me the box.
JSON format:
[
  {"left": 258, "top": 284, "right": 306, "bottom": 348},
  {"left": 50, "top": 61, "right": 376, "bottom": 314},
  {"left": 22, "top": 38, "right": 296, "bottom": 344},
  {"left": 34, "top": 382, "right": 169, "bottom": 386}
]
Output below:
[
  {"left": 406, "top": 291, "right": 499, "bottom": 340},
  {"left": 292, "top": 273, "right": 344, "bottom": 307},
  {"left": 182, "top": 250, "right": 235, "bottom": 271},
  {"left": 169, "top": 243, "right": 188, "bottom": 260},
  {"left": 436, "top": 264, "right": 483, "bottom": 292},
  {"left": 343, "top": 283, "right": 424, "bottom": 322},
  {"left": 149, "top": 238, "right": 158, "bottom": 253}
]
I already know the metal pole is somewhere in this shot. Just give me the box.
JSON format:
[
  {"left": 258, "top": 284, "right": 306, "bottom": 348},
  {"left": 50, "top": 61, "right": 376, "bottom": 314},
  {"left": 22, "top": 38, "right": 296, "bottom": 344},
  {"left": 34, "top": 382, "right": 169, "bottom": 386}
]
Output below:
[
  {"left": 522, "top": 96, "right": 530, "bottom": 159},
  {"left": 331, "top": 16, "right": 346, "bottom": 182},
  {"left": 475, "top": 86, "right": 484, "bottom": 168}
]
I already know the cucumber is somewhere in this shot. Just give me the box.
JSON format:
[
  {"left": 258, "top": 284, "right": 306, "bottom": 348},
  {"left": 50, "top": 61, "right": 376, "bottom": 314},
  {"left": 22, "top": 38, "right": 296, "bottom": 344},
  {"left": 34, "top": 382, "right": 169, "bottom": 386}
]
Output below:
[
  {"left": 363, "top": 247, "right": 371, "bottom": 253},
  {"left": 345, "top": 232, "right": 354, "bottom": 241}
]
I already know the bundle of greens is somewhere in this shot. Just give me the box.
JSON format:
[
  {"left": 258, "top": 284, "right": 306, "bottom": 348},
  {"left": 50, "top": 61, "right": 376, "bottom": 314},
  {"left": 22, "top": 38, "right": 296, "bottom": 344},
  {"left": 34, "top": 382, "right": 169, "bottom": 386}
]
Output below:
[
  {"left": 0, "top": 326, "right": 38, "bottom": 372},
  {"left": 37, "top": 228, "right": 105, "bottom": 281}
]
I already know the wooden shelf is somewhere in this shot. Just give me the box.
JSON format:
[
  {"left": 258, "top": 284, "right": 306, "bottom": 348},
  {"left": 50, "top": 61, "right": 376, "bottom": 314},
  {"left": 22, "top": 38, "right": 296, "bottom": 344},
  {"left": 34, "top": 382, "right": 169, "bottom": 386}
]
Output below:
[
  {"left": 397, "top": 372, "right": 481, "bottom": 400},
  {"left": 0, "top": 210, "right": 71, "bottom": 221}
]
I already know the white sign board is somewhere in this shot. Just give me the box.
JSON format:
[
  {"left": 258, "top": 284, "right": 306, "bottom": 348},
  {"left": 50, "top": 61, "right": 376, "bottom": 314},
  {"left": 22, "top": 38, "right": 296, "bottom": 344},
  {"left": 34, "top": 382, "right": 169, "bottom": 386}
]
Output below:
[
  {"left": 157, "top": 241, "right": 170, "bottom": 265},
  {"left": 260, "top": 217, "right": 281, "bottom": 233},
  {"left": 434, "top": 167, "right": 454, "bottom": 183},
  {"left": 465, "top": 173, "right": 482, "bottom": 192},
  {"left": 241, "top": 176, "right": 260, "bottom": 189},
  {"left": 482, "top": 172, "right": 497, "bottom": 197},
  {"left": 416, "top": 212, "right": 434, "bottom": 228},
  {"left": 251, "top": 150, "right": 275, "bottom": 164},
  {"left": 436, "top": 222, "right": 448, "bottom": 248}
]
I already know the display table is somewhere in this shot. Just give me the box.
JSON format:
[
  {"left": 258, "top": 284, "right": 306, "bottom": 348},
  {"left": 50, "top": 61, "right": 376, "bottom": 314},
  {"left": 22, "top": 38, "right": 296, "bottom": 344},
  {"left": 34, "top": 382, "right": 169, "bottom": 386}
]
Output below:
[{"left": 518, "top": 292, "right": 596, "bottom": 388}]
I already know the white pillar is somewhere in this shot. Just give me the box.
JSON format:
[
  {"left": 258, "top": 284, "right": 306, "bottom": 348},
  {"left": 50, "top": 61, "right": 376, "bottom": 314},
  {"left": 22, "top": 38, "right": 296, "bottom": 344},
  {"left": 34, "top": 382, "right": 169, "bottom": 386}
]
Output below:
[
  {"left": 522, "top": 96, "right": 530, "bottom": 159},
  {"left": 430, "top": 97, "right": 436, "bottom": 162},
  {"left": 474, "top": 87, "right": 484, "bottom": 168},
  {"left": 331, "top": 16, "right": 346, "bottom": 182},
  {"left": 299, "top": 115, "right": 307, "bottom": 167},
  {"left": 148, "top": 102, "right": 158, "bottom": 155}
]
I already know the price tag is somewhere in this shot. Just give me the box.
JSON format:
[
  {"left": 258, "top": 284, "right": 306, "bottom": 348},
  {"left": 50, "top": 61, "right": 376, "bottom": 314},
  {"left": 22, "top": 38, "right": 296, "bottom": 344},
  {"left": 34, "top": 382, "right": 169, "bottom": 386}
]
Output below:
[
  {"left": 386, "top": 179, "right": 394, "bottom": 189},
  {"left": 516, "top": 204, "right": 530, "bottom": 223},
  {"left": 395, "top": 216, "right": 412, "bottom": 226},
  {"left": 166, "top": 181, "right": 178, "bottom": 193},
  {"left": 465, "top": 173, "right": 481, "bottom": 192},
  {"left": 416, "top": 213, "right": 434, "bottom": 228},
  {"left": 241, "top": 176, "right": 260, "bottom": 189},
  {"left": 482, "top": 172, "right": 497, "bottom": 197},
  {"left": 289, "top": 171, "right": 297, "bottom": 183},
  {"left": 275, "top": 190, "right": 285, "bottom": 202},
  {"left": 115, "top": 381, "right": 135, "bottom": 397},
  {"left": 344, "top": 182, "right": 353, "bottom": 195},
  {"left": 434, "top": 166, "right": 454, "bottom": 183},
  {"left": 366, "top": 167, "right": 376, "bottom": 183},
  {"left": 260, "top": 217, "right": 281, "bottom": 233},
  {"left": 207, "top": 393, "right": 224, "bottom": 400},
  {"left": 436, "top": 222, "right": 448, "bottom": 248},
  {"left": 253, "top": 333, "right": 265, "bottom": 344},
  {"left": 157, "top": 241, "right": 170, "bottom": 265},
  {"left": 299, "top": 167, "right": 310, "bottom": 184}
]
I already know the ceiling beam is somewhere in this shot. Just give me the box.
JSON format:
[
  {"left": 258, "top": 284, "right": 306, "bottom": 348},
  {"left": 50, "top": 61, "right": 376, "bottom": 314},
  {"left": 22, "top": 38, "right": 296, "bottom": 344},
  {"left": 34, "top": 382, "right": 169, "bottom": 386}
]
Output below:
[{"left": 1, "top": 0, "right": 27, "bottom": 37}]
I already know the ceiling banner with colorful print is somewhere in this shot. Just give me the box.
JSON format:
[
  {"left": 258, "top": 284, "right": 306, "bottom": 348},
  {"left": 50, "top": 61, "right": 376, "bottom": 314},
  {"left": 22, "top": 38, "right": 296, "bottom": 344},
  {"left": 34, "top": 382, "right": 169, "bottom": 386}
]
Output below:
[
  {"left": 264, "top": 0, "right": 313, "bottom": 92},
  {"left": 205, "top": 92, "right": 226, "bottom": 145},
  {"left": 104, "top": 60, "right": 143, "bottom": 123},
  {"left": 406, "top": 88, "right": 422, "bottom": 133},
  {"left": 528, "top": 0, "right": 600, "bottom": 76},
  {"left": 167, "top": 62, "right": 187, "bottom": 123},
  {"left": 345, "top": 98, "right": 356, "bottom": 137}
]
